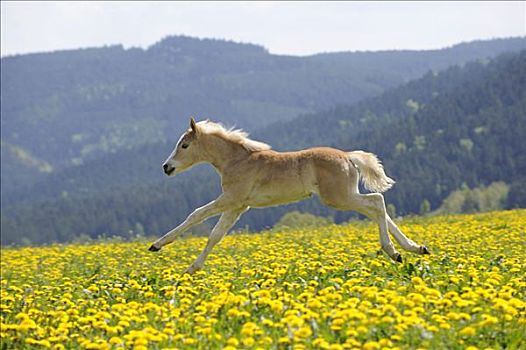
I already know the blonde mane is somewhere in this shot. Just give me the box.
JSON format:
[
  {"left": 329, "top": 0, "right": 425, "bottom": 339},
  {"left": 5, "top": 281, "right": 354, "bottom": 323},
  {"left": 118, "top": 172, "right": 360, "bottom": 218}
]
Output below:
[{"left": 197, "top": 120, "right": 271, "bottom": 152}]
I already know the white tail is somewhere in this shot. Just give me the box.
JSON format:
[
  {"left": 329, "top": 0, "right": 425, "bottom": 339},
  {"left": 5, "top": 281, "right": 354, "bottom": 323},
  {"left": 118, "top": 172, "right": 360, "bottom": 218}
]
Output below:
[{"left": 348, "top": 150, "right": 395, "bottom": 193}]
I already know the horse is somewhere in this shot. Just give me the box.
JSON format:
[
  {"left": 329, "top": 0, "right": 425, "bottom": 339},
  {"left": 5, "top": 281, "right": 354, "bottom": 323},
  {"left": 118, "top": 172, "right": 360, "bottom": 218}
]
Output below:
[{"left": 149, "top": 118, "right": 429, "bottom": 274}]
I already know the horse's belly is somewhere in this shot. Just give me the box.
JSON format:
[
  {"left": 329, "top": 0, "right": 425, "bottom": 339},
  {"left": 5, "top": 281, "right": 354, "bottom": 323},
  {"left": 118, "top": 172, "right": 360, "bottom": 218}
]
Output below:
[
  {"left": 243, "top": 159, "right": 318, "bottom": 208},
  {"left": 248, "top": 191, "right": 312, "bottom": 208},
  {"left": 246, "top": 180, "right": 314, "bottom": 208}
]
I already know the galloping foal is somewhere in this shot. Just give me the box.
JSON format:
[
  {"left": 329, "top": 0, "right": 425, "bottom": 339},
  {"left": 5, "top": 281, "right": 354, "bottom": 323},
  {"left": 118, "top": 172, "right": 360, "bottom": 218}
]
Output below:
[{"left": 149, "top": 118, "right": 429, "bottom": 274}]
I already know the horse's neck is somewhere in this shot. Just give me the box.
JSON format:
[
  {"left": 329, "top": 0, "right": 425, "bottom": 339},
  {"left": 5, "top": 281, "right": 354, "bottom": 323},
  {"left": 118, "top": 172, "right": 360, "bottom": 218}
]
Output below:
[{"left": 204, "top": 136, "right": 247, "bottom": 174}]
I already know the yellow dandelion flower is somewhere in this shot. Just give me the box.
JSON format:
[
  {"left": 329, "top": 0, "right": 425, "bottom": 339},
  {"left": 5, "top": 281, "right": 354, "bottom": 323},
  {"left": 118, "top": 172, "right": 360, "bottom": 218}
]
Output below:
[
  {"left": 459, "top": 326, "right": 477, "bottom": 337},
  {"left": 242, "top": 337, "right": 255, "bottom": 346},
  {"left": 363, "top": 341, "right": 380, "bottom": 350}
]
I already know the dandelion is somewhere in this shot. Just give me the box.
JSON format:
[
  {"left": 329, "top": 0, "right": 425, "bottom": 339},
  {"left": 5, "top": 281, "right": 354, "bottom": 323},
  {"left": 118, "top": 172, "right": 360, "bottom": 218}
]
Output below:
[
  {"left": 363, "top": 341, "right": 381, "bottom": 350},
  {"left": 240, "top": 337, "right": 254, "bottom": 346},
  {"left": 459, "top": 326, "right": 477, "bottom": 337},
  {"left": 293, "top": 326, "right": 312, "bottom": 338}
]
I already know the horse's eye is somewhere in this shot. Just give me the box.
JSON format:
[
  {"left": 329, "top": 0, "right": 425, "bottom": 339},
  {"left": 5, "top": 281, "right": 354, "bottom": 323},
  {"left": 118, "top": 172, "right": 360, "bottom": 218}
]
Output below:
[{"left": 181, "top": 144, "right": 189, "bottom": 149}]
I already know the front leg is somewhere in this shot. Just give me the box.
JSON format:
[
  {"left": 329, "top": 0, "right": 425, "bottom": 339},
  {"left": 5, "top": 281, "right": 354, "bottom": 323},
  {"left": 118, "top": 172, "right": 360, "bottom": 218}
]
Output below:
[
  {"left": 185, "top": 207, "right": 248, "bottom": 274},
  {"left": 149, "top": 195, "right": 232, "bottom": 251}
]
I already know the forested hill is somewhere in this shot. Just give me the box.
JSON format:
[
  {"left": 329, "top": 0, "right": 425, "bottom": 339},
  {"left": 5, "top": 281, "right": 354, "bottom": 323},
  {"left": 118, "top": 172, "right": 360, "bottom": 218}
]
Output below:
[
  {"left": 258, "top": 50, "right": 526, "bottom": 214},
  {"left": 2, "top": 36, "right": 526, "bottom": 194},
  {"left": 2, "top": 49, "right": 525, "bottom": 245},
  {"left": 256, "top": 49, "right": 525, "bottom": 150}
]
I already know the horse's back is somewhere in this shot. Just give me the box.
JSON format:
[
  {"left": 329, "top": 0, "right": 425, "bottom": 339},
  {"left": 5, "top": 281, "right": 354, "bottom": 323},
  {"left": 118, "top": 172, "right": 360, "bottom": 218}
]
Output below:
[
  {"left": 251, "top": 146, "right": 348, "bottom": 162},
  {"left": 232, "top": 147, "right": 357, "bottom": 208}
]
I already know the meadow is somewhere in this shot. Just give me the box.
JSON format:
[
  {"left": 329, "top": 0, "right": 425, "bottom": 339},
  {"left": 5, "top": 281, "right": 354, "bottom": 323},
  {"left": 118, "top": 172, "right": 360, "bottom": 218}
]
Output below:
[{"left": 1, "top": 210, "right": 525, "bottom": 350}]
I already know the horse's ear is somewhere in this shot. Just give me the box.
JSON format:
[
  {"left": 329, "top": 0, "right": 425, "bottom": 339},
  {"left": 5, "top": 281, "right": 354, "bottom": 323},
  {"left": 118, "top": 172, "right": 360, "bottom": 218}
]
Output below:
[{"left": 190, "top": 117, "right": 198, "bottom": 133}]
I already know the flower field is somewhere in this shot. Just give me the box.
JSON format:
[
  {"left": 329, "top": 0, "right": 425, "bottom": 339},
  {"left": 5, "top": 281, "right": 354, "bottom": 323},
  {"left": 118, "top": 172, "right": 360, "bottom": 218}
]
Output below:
[{"left": 1, "top": 210, "right": 525, "bottom": 350}]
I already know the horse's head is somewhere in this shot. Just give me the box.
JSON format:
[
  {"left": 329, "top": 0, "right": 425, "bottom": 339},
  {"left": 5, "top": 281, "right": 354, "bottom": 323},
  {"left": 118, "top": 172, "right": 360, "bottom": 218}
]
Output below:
[{"left": 163, "top": 118, "right": 203, "bottom": 176}]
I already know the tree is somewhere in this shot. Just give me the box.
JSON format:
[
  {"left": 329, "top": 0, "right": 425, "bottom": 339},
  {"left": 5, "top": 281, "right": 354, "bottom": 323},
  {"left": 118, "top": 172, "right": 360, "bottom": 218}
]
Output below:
[{"left": 420, "top": 199, "right": 431, "bottom": 215}]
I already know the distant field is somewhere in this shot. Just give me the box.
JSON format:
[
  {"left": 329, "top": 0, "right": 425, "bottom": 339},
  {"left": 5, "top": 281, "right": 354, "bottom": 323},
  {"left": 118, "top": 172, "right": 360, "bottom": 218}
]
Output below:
[{"left": 1, "top": 210, "right": 525, "bottom": 349}]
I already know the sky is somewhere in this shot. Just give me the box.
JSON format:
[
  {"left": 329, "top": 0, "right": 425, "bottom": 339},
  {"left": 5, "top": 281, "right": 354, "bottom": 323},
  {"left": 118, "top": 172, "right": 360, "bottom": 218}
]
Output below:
[{"left": 1, "top": 1, "right": 525, "bottom": 57}]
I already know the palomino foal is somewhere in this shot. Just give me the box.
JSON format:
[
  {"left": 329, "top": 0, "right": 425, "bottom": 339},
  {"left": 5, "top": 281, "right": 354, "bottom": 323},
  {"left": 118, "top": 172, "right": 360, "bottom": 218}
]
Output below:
[{"left": 149, "top": 118, "right": 429, "bottom": 274}]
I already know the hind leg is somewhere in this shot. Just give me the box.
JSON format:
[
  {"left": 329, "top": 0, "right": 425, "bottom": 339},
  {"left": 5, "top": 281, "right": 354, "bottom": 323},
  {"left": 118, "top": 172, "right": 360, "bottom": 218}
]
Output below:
[
  {"left": 316, "top": 165, "right": 402, "bottom": 262},
  {"left": 349, "top": 193, "right": 403, "bottom": 262},
  {"left": 386, "top": 215, "right": 430, "bottom": 254}
]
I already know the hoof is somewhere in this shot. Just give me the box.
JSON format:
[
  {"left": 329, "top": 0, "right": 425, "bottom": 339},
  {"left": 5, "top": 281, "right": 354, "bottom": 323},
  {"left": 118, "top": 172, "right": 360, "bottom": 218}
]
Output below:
[
  {"left": 394, "top": 253, "right": 403, "bottom": 263},
  {"left": 420, "top": 246, "right": 430, "bottom": 255},
  {"left": 184, "top": 264, "right": 201, "bottom": 275},
  {"left": 148, "top": 244, "right": 161, "bottom": 252}
]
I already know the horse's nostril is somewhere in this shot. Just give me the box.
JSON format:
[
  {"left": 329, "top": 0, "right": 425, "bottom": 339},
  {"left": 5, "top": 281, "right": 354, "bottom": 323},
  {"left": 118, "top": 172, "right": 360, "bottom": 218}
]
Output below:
[{"left": 163, "top": 164, "right": 169, "bottom": 171}]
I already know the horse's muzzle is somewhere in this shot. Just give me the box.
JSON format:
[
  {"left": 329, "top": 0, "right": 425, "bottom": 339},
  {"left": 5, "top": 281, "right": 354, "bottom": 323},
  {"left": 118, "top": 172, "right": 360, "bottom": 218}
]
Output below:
[{"left": 163, "top": 163, "right": 175, "bottom": 176}]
